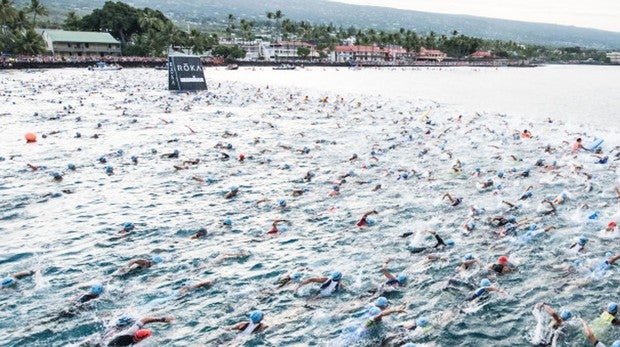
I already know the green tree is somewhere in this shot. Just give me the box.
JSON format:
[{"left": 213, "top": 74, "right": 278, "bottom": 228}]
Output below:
[
  {"left": 239, "top": 18, "right": 254, "bottom": 41},
  {"left": 62, "top": 11, "right": 81, "bottom": 31},
  {"left": 26, "top": 0, "right": 47, "bottom": 28},
  {"left": 225, "top": 13, "right": 235, "bottom": 39},
  {"left": 0, "top": 0, "right": 17, "bottom": 28},
  {"left": 297, "top": 45, "right": 310, "bottom": 59},
  {"left": 13, "top": 27, "right": 45, "bottom": 54}
]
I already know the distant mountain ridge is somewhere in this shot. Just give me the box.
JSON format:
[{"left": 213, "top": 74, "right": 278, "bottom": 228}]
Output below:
[{"left": 22, "top": 0, "right": 620, "bottom": 49}]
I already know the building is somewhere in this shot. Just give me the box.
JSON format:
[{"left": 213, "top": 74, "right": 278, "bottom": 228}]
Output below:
[
  {"left": 417, "top": 47, "right": 447, "bottom": 61},
  {"left": 262, "top": 41, "right": 316, "bottom": 61},
  {"left": 40, "top": 29, "right": 121, "bottom": 58},
  {"left": 331, "top": 45, "right": 387, "bottom": 63},
  {"left": 607, "top": 52, "right": 620, "bottom": 64},
  {"left": 470, "top": 51, "right": 493, "bottom": 59}
]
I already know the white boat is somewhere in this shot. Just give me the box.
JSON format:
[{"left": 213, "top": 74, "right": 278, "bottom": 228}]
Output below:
[{"left": 88, "top": 62, "right": 122, "bottom": 71}]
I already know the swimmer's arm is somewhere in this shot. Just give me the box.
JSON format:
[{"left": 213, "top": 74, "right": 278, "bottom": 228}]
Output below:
[
  {"left": 462, "top": 259, "right": 477, "bottom": 267},
  {"left": 501, "top": 200, "right": 515, "bottom": 208},
  {"left": 12, "top": 270, "right": 35, "bottom": 279},
  {"left": 543, "top": 226, "right": 556, "bottom": 232},
  {"left": 373, "top": 307, "right": 406, "bottom": 322},
  {"left": 381, "top": 260, "right": 396, "bottom": 280},
  {"left": 579, "top": 318, "right": 600, "bottom": 345},
  {"left": 541, "top": 304, "right": 562, "bottom": 325},
  {"left": 126, "top": 259, "right": 150, "bottom": 268},
  {"left": 608, "top": 254, "right": 620, "bottom": 265},
  {"left": 256, "top": 323, "right": 269, "bottom": 332},
  {"left": 296, "top": 277, "right": 328, "bottom": 290},
  {"left": 227, "top": 322, "right": 246, "bottom": 330},
  {"left": 181, "top": 280, "right": 213, "bottom": 293},
  {"left": 140, "top": 316, "right": 174, "bottom": 325}
]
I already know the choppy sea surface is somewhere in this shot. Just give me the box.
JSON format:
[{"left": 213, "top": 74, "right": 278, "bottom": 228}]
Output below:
[{"left": 0, "top": 66, "right": 618, "bottom": 347}]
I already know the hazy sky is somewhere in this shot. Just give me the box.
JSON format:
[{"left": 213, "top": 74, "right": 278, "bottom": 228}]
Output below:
[{"left": 333, "top": 0, "right": 620, "bottom": 32}]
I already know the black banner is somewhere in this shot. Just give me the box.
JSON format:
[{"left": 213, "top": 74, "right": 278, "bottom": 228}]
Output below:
[{"left": 168, "top": 56, "right": 207, "bottom": 91}]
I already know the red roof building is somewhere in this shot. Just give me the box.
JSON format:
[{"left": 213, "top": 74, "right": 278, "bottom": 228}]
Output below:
[
  {"left": 470, "top": 50, "right": 493, "bottom": 59},
  {"left": 417, "top": 47, "right": 447, "bottom": 61}
]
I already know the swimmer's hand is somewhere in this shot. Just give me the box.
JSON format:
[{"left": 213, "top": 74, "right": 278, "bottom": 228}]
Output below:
[{"left": 164, "top": 316, "right": 174, "bottom": 323}]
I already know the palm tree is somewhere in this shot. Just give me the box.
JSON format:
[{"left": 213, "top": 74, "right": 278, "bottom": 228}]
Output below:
[
  {"left": 239, "top": 19, "right": 254, "bottom": 41},
  {"left": 62, "top": 11, "right": 81, "bottom": 30},
  {"left": 225, "top": 13, "right": 235, "bottom": 39},
  {"left": 138, "top": 9, "right": 164, "bottom": 31},
  {"left": 26, "top": 0, "right": 47, "bottom": 28},
  {"left": 14, "top": 27, "right": 45, "bottom": 54}
]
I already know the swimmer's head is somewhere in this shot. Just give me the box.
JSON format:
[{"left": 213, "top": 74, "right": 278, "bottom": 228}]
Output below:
[
  {"left": 560, "top": 310, "right": 572, "bottom": 320},
  {"left": 90, "top": 283, "right": 104, "bottom": 295},
  {"left": 332, "top": 185, "right": 340, "bottom": 191},
  {"left": 365, "top": 218, "right": 376, "bottom": 226},
  {"left": 608, "top": 221, "right": 617, "bottom": 228},
  {"left": 529, "top": 224, "right": 538, "bottom": 231},
  {"left": 331, "top": 271, "right": 342, "bottom": 281},
  {"left": 134, "top": 329, "right": 152, "bottom": 342},
  {"left": 291, "top": 271, "right": 303, "bottom": 283},
  {"left": 105, "top": 165, "right": 113, "bottom": 174},
  {"left": 608, "top": 302, "right": 618, "bottom": 315},
  {"left": 1, "top": 277, "right": 16, "bottom": 288},
  {"left": 173, "top": 149, "right": 179, "bottom": 155},
  {"left": 416, "top": 317, "right": 429, "bottom": 328},
  {"left": 480, "top": 279, "right": 491, "bottom": 287},
  {"left": 497, "top": 171, "right": 504, "bottom": 178},
  {"left": 375, "top": 296, "right": 388, "bottom": 308},
  {"left": 446, "top": 239, "right": 455, "bottom": 248},
  {"left": 250, "top": 310, "right": 263, "bottom": 323},
  {"left": 368, "top": 307, "right": 381, "bottom": 317},
  {"left": 498, "top": 256, "right": 508, "bottom": 264},
  {"left": 116, "top": 315, "right": 135, "bottom": 327},
  {"left": 229, "top": 186, "right": 238, "bottom": 192},
  {"left": 222, "top": 218, "right": 232, "bottom": 226},
  {"left": 401, "top": 172, "right": 408, "bottom": 179},
  {"left": 98, "top": 156, "right": 106, "bottom": 163},
  {"left": 278, "top": 199, "right": 287, "bottom": 207},
  {"left": 151, "top": 256, "right": 163, "bottom": 264},
  {"left": 67, "top": 163, "right": 76, "bottom": 170},
  {"left": 123, "top": 222, "right": 135, "bottom": 231},
  {"left": 116, "top": 149, "right": 124, "bottom": 156},
  {"left": 474, "top": 167, "right": 480, "bottom": 172},
  {"left": 396, "top": 274, "right": 407, "bottom": 284},
  {"left": 573, "top": 259, "right": 583, "bottom": 267},
  {"left": 464, "top": 254, "right": 474, "bottom": 260},
  {"left": 578, "top": 236, "right": 588, "bottom": 246},
  {"left": 507, "top": 215, "right": 517, "bottom": 223}
]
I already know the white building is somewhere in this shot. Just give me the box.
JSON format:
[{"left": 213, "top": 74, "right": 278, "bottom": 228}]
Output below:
[{"left": 607, "top": 52, "right": 620, "bottom": 64}]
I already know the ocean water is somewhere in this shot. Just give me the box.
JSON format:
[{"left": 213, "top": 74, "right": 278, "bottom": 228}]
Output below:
[{"left": 0, "top": 66, "right": 618, "bottom": 347}]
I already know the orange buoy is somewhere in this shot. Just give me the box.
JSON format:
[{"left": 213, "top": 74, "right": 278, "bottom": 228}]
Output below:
[{"left": 25, "top": 132, "right": 37, "bottom": 143}]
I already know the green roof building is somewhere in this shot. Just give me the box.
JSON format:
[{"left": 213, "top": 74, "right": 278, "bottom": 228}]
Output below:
[{"left": 40, "top": 29, "right": 121, "bottom": 57}]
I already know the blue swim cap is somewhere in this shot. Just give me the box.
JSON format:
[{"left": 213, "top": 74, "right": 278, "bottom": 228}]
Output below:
[
  {"left": 278, "top": 225, "right": 289, "bottom": 232},
  {"left": 99, "top": 156, "right": 106, "bottom": 163},
  {"left": 206, "top": 177, "right": 215, "bottom": 184},
  {"left": 151, "top": 148, "right": 157, "bottom": 154},
  {"left": 331, "top": 271, "right": 342, "bottom": 281},
  {"left": 152, "top": 256, "right": 163, "bottom": 264},
  {"left": 416, "top": 317, "right": 429, "bottom": 327},
  {"left": 480, "top": 279, "right": 491, "bottom": 287},
  {"left": 608, "top": 302, "right": 618, "bottom": 314},
  {"left": 67, "top": 163, "right": 76, "bottom": 170},
  {"left": 397, "top": 274, "right": 407, "bottom": 284},
  {"left": 446, "top": 239, "right": 455, "bottom": 248},
  {"left": 229, "top": 186, "right": 238, "bottom": 192},
  {"left": 497, "top": 171, "right": 504, "bottom": 178},
  {"left": 368, "top": 307, "right": 381, "bottom": 316},
  {"left": 291, "top": 271, "right": 303, "bottom": 282},
  {"left": 612, "top": 340, "right": 620, "bottom": 347},
  {"left": 401, "top": 172, "right": 409, "bottom": 179},
  {"left": 560, "top": 310, "right": 572, "bottom": 320},
  {"left": 131, "top": 155, "right": 137, "bottom": 162},
  {"left": 278, "top": 199, "right": 287, "bottom": 206},
  {"left": 573, "top": 259, "right": 583, "bottom": 267},
  {"left": 283, "top": 163, "right": 290, "bottom": 170},
  {"left": 475, "top": 167, "right": 480, "bottom": 172},
  {"left": 578, "top": 236, "right": 588, "bottom": 246},
  {"left": 348, "top": 170, "right": 355, "bottom": 176},
  {"left": 123, "top": 222, "right": 135, "bottom": 231},
  {"left": 332, "top": 185, "right": 340, "bottom": 191},
  {"left": 486, "top": 178, "right": 493, "bottom": 183},
  {"left": 249, "top": 310, "right": 263, "bottom": 323},
  {"left": 375, "top": 296, "right": 388, "bottom": 308},
  {"left": 90, "top": 283, "right": 104, "bottom": 295},
  {"left": 105, "top": 165, "right": 113, "bottom": 173},
  {"left": 507, "top": 215, "right": 517, "bottom": 223},
  {"left": 226, "top": 144, "right": 233, "bottom": 149},
  {"left": 1, "top": 277, "right": 16, "bottom": 287},
  {"left": 529, "top": 224, "right": 538, "bottom": 231},
  {"left": 464, "top": 254, "right": 474, "bottom": 260},
  {"left": 467, "top": 221, "right": 476, "bottom": 229},
  {"left": 365, "top": 218, "right": 376, "bottom": 226},
  {"left": 173, "top": 149, "right": 179, "bottom": 155},
  {"left": 116, "top": 315, "right": 135, "bottom": 327},
  {"left": 116, "top": 149, "right": 124, "bottom": 156},
  {"left": 223, "top": 218, "right": 232, "bottom": 226}
]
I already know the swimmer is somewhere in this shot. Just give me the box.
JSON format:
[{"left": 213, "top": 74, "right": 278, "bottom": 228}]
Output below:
[
  {"left": 116, "top": 256, "right": 163, "bottom": 275},
  {"left": 519, "top": 185, "right": 534, "bottom": 200},
  {"left": 178, "top": 280, "right": 213, "bottom": 294},
  {"left": 569, "top": 236, "right": 588, "bottom": 253},
  {"left": 119, "top": 222, "right": 135, "bottom": 233},
  {"left": 467, "top": 278, "right": 505, "bottom": 301},
  {"left": 363, "top": 305, "right": 407, "bottom": 329},
  {"left": 406, "top": 229, "right": 453, "bottom": 253},
  {"left": 489, "top": 255, "right": 512, "bottom": 275},
  {"left": 479, "top": 178, "right": 494, "bottom": 189},
  {"left": 46, "top": 283, "right": 105, "bottom": 322},
  {"left": 276, "top": 267, "right": 308, "bottom": 288},
  {"left": 462, "top": 218, "right": 476, "bottom": 234},
  {"left": 292, "top": 189, "right": 304, "bottom": 196},
  {"left": 329, "top": 184, "right": 341, "bottom": 197},
  {"left": 356, "top": 210, "right": 378, "bottom": 227},
  {"left": 267, "top": 219, "right": 289, "bottom": 234},
  {"left": 228, "top": 310, "right": 268, "bottom": 335},
  {"left": 532, "top": 302, "right": 572, "bottom": 346},
  {"left": 190, "top": 228, "right": 207, "bottom": 239},
  {"left": 521, "top": 129, "right": 532, "bottom": 138},
  {"left": 160, "top": 149, "right": 179, "bottom": 158},
  {"left": 605, "top": 221, "right": 617, "bottom": 232},
  {"left": 106, "top": 316, "right": 174, "bottom": 346},
  {"left": 553, "top": 192, "right": 569, "bottom": 205},
  {"left": 456, "top": 254, "right": 481, "bottom": 273},
  {"left": 442, "top": 192, "right": 462, "bottom": 206},
  {"left": 400, "top": 316, "right": 432, "bottom": 333},
  {"left": 295, "top": 271, "right": 345, "bottom": 297},
  {"left": 538, "top": 200, "right": 557, "bottom": 215},
  {"left": 572, "top": 138, "right": 584, "bottom": 153},
  {"left": 381, "top": 258, "right": 407, "bottom": 288},
  {"left": 1, "top": 270, "right": 35, "bottom": 290},
  {"left": 225, "top": 186, "right": 239, "bottom": 199},
  {"left": 488, "top": 214, "right": 518, "bottom": 227},
  {"left": 452, "top": 159, "right": 462, "bottom": 173}
]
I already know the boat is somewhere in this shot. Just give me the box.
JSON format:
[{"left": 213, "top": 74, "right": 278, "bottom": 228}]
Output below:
[
  {"left": 88, "top": 61, "right": 122, "bottom": 71},
  {"left": 226, "top": 64, "right": 239, "bottom": 70},
  {"left": 273, "top": 64, "right": 296, "bottom": 70}
]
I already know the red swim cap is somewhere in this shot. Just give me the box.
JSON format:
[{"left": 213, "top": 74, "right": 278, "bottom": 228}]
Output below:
[
  {"left": 134, "top": 329, "right": 152, "bottom": 341},
  {"left": 608, "top": 221, "right": 617, "bottom": 227},
  {"left": 498, "top": 256, "right": 508, "bottom": 264},
  {"left": 239, "top": 154, "right": 245, "bottom": 160}
]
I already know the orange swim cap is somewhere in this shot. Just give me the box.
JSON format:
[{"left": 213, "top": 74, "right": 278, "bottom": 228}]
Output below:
[
  {"left": 134, "top": 329, "right": 152, "bottom": 341},
  {"left": 498, "top": 256, "right": 509, "bottom": 264},
  {"left": 25, "top": 132, "right": 37, "bottom": 142}
]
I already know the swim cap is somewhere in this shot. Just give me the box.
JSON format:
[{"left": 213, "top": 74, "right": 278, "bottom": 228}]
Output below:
[
  {"left": 291, "top": 271, "right": 303, "bottom": 282},
  {"left": 151, "top": 148, "right": 157, "bottom": 154},
  {"left": 116, "top": 315, "right": 134, "bottom": 327},
  {"left": 375, "top": 297, "right": 388, "bottom": 308},
  {"left": 226, "top": 144, "right": 233, "bottom": 149},
  {"left": 578, "top": 236, "right": 588, "bottom": 246},
  {"left": 498, "top": 256, "right": 508, "bottom": 264},
  {"left": 416, "top": 317, "right": 429, "bottom": 327},
  {"left": 173, "top": 149, "right": 179, "bottom": 154},
  {"left": 612, "top": 340, "right": 620, "bottom": 347},
  {"left": 464, "top": 254, "right": 473, "bottom": 260},
  {"left": 561, "top": 192, "right": 568, "bottom": 199},
  {"left": 475, "top": 167, "right": 480, "bottom": 172},
  {"left": 278, "top": 199, "right": 287, "bottom": 206},
  {"left": 368, "top": 306, "right": 381, "bottom": 316},
  {"left": 123, "top": 222, "right": 135, "bottom": 231},
  {"left": 573, "top": 259, "right": 583, "bottom": 267},
  {"left": 152, "top": 256, "right": 163, "bottom": 264},
  {"left": 131, "top": 155, "right": 137, "bottom": 162},
  {"left": 365, "top": 218, "right": 376, "bottom": 226},
  {"left": 609, "top": 221, "right": 617, "bottom": 227},
  {"left": 348, "top": 170, "right": 355, "bottom": 176},
  {"left": 608, "top": 302, "right": 618, "bottom": 314},
  {"left": 507, "top": 215, "right": 517, "bottom": 223},
  {"left": 467, "top": 221, "right": 476, "bottom": 229},
  {"left": 90, "top": 283, "right": 104, "bottom": 295},
  {"left": 497, "top": 171, "right": 504, "bottom": 178},
  {"left": 105, "top": 165, "right": 113, "bottom": 173},
  {"left": 229, "top": 186, "right": 238, "bottom": 192},
  {"left": 332, "top": 185, "right": 340, "bottom": 191},
  {"left": 278, "top": 225, "right": 288, "bottom": 232},
  {"left": 1, "top": 277, "right": 16, "bottom": 287},
  {"left": 331, "top": 271, "right": 342, "bottom": 281},
  {"left": 134, "top": 329, "right": 152, "bottom": 341},
  {"left": 67, "top": 163, "right": 76, "bottom": 170},
  {"left": 560, "top": 310, "right": 572, "bottom": 320},
  {"left": 98, "top": 156, "right": 106, "bottom": 163},
  {"left": 250, "top": 310, "right": 263, "bottom": 323},
  {"left": 401, "top": 172, "right": 408, "bottom": 179},
  {"left": 223, "top": 218, "right": 232, "bottom": 226},
  {"left": 529, "top": 224, "right": 538, "bottom": 231},
  {"left": 446, "top": 239, "right": 455, "bottom": 248},
  {"left": 480, "top": 279, "right": 491, "bottom": 287},
  {"left": 396, "top": 274, "right": 407, "bottom": 284},
  {"left": 116, "top": 149, "right": 124, "bottom": 156}
]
